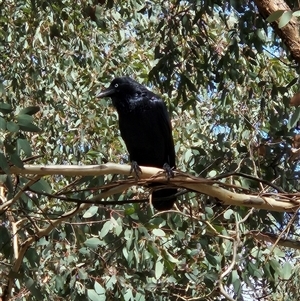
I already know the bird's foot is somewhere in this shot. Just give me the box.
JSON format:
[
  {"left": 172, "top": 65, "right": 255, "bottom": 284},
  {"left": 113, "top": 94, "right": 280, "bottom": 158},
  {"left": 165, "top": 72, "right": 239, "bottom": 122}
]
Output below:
[
  {"left": 163, "top": 163, "right": 174, "bottom": 180},
  {"left": 130, "top": 161, "right": 142, "bottom": 180}
]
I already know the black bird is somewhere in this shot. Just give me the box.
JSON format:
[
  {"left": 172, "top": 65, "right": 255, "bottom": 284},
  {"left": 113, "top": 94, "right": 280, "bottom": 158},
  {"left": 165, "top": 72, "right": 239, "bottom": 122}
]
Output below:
[{"left": 97, "top": 76, "right": 177, "bottom": 210}]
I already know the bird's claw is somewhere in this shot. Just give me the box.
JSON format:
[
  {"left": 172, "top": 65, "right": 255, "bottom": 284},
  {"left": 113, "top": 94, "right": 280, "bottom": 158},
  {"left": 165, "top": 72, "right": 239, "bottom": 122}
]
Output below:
[
  {"left": 163, "top": 163, "right": 174, "bottom": 180},
  {"left": 130, "top": 161, "right": 142, "bottom": 180}
]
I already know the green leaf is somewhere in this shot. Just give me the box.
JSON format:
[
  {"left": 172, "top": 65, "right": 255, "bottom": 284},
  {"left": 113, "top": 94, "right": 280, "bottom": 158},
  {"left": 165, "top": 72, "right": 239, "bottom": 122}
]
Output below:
[
  {"left": 114, "top": 223, "right": 123, "bottom": 236},
  {"left": 25, "top": 277, "right": 34, "bottom": 289},
  {"left": 273, "top": 247, "right": 285, "bottom": 258},
  {"left": 124, "top": 289, "right": 133, "bottom": 301},
  {"left": 206, "top": 253, "right": 218, "bottom": 267},
  {"left": 87, "top": 289, "right": 106, "bottom": 301},
  {"left": 184, "top": 149, "right": 192, "bottom": 162},
  {"left": 106, "top": 275, "right": 117, "bottom": 290},
  {"left": 281, "top": 262, "right": 292, "bottom": 280},
  {"left": 266, "top": 10, "right": 285, "bottom": 22},
  {"left": 78, "top": 268, "right": 88, "bottom": 280},
  {"left": 278, "top": 11, "right": 293, "bottom": 28},
  {"left": 125, "top": 228, "right": 134, "bottom": 249},
  {"left": 292, "top": 10, "right": 300, "bottom": 17},
  {"left": 30, "top": 179, "right": 52, "bottom": 194},
  {"left": 25, "top": 277, "right": 44, "bottom": 299},
  {"left": 256, "top": 29, "right": 266, "bottom": 42},
  {"left": 248, "top": 262, "right": 263, "bottom": 278},
  {"left": 17, "top": 138, "right": 32, "bottom": 156},
  {"left": 17, "top": 114, "right": 41, "bottom": 132},
  {"left": 155, "top": 260, "right": 164, "bottom": 279},
  {"left": 0, "top": 102, "right": 13, "bottom": 114},
  {"left": 10, "top": 153, "right": 24, "bottom": 168},
  {"left": 83, "top": 206, "right": 98, "bottom": 218},
  {"left": 19, "top": 106, "right": 40, "bottom": 115},
  {"left": 100, "top": 220, "right": 112, "bottom": 238},
  {"left": 204, "top": 272, "right": 218, "bottom": 287},
  {"left": 19, "top": 123, "right": 41, "bottom": 132},
  {"left": 0, "top": 82, "right": 4, "bottom": 95},
  {"left": 0, "top": 225, "right": 11, "bottom": 248},
  {"left": 124, "top": 207, "right": 135, "bottom": 215},
  {"left": 162, "top": 249, "right": 179, "bottom": 263},
  {"left": 288, "top": 107, "right": 300, "bottom": 129},
  {"left": 231, "top": 270, "right": 242, "bottom": 296},
  {"left": 224, "top": 209, "right": 234, "bottom": 220},
  {"left": 205, "top": 206, "right": 214, "bottom": 218},
  {"left": 270, "top": 258, "right": 281, "bottom": 274},
  {"left": 182, "top": 15, "right": 189, "bottom": 26},
  {"left": 25, "top": 247, "right": 40, "bottom": 267},
  {"left": 0, "top": 152, "right": 10, "bottom": 174},
  {"left": 145, "top": 282, "right": 157, "bottom": 291},
  {"left": 0, "top": 175, "right": 8, "bottom": 185},
  {"left": 208, "top": 170, "right": 217, "bottom": 177},
  {"left": 0, "top": 116, "right": 6, "bottom": 130},
  {"left": 6, "top": 121, "right": 19, "bottom": 132},
  {"left": 84, "top": 237, "right": 102, "bottom": 249},
  {"left": 152, "top": 228, "right": 165, "bottom": 237},
  {"left": 16, "top": 114, "right": 34, "bottom": 124},
  {"left": 94, "top": 281, "right": 105, "bottom": 295},
  {"left": 95, "top": 5, "right": 103, "bottom": 21}
]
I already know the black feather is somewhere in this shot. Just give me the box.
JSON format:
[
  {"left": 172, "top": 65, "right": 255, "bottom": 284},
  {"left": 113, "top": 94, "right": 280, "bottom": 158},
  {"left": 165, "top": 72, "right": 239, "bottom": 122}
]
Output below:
[{"left": 97, "top": 77, "right": 177, "bottom": 210}]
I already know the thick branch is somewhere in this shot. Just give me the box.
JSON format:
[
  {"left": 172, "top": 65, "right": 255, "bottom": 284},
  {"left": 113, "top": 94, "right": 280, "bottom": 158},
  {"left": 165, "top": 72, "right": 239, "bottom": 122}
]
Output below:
[
  {"left": 254, "top": 0, "right": 300, "bottom": 63},
  {"left": 3, "top": 162, "right": 300, "bottom": 298},
  {"left": 8, "top": 162, "right": 149, "bottom": 177},
  {"left": 5, "top": 163, "right": 300, "bottom": 212}
]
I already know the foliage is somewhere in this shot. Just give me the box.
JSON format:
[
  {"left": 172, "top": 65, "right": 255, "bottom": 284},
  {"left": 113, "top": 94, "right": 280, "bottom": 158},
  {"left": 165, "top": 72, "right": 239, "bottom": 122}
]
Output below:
[{"left": 0, "top": 0, "right": 300, "bottom": 300}]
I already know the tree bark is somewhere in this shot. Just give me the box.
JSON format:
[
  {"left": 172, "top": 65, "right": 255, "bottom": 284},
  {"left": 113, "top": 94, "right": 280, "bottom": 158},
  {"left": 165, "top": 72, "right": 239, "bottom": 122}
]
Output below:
[{"left": 254, "top": 0, "right": 300, "bottom": 63}]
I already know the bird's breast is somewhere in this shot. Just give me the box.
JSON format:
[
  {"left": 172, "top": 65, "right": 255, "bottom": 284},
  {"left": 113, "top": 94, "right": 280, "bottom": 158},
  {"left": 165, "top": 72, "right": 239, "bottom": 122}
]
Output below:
[{"left": 118, "top": 109, "right": 166, "bottom": 165}]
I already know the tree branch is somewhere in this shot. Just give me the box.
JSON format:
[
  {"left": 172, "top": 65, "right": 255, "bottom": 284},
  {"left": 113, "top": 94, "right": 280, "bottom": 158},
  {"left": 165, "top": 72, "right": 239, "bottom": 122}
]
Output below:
[{"left": 254, "top": 0, "right": 300, "bottom": 63}]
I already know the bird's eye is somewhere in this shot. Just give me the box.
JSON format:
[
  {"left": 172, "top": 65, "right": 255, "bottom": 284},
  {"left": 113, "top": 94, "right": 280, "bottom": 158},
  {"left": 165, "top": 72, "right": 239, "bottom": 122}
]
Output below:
[{"left": 114, "top": 83, "right": 119, "bottom": 88}]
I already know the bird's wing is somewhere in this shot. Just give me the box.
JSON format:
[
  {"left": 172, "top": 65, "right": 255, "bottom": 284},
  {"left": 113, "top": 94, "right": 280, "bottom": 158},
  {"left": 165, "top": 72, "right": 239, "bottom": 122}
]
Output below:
[
  {"left": 146, "top": 93, "right": 176, "bottom": 167},
  {"left": 117, "top": 90, "right": 176, "bottom": 168}
]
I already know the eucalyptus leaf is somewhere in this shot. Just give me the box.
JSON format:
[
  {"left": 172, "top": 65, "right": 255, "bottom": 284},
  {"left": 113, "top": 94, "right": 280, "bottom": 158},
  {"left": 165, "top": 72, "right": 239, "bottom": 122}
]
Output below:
[
  {"left": 19, "top": 106, "right": 40, "bottom": 115},
  {"left": 266, "top": 10, "right": 285, "bottom": 22},
  {"left": 0, "top": 102, "right": 13, "bottom": 114},
  {"left": 155, "top": 260, "right": 164, "bottom": 279},
  {"left": 278, "top": 11, "right": 293, "bottom": 28}
]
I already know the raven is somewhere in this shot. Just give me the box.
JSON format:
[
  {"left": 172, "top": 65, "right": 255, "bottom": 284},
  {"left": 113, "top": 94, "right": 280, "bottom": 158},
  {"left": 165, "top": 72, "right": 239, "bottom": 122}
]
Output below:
[{"left": 97, "top": 76, "right": 177, "bottom": 210}]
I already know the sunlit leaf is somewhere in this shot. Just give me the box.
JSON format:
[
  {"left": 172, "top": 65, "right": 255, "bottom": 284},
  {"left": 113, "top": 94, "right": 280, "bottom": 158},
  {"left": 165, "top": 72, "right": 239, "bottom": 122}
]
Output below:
[
  {"left": 281, "top": 262, "right": 292, "bottom": 280},
  {"left": 278, "top": 11, "right": 293, "bottom": 28},
  {"left": 99, "top": 220, "right": 112, "bottom": 238},
  {"left": 87, "top": 289, "right": 105, "bottom": 301},
  {"left": 266, "top": 10, "right": 285, "bottom": 22},
  {"left": 155, "top": 260, "right": 164, "bottom": 279},
  {"left": 84, "top": 238, "right": 102, "bottom": 249},
  {"left": 83, "top": 205, "right": 98, "bottom": 218},
  {"left": 288, "top": 107, "right": 300, "bottom": 129},
  {"left": 224, "top": 209, "right": 234, "bottom": 220},
  {"left": 292, "top": 10, "right": 300, "bottom": 17},
  {"left": 94, "top": 281, "right": 105, "bottom": 295},
  {"left": 152, "top": 228, "right": 165, "bottom": 237}
]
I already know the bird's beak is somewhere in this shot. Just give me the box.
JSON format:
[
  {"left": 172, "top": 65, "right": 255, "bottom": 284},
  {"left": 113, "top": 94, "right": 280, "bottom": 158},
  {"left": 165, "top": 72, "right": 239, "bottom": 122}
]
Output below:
[{"left": 96, "top": 87, "right": 115, "bottom": 98}]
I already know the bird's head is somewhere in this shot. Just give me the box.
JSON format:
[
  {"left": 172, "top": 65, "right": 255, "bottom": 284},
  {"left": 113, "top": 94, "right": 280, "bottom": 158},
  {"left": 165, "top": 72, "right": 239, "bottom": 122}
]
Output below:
[{"left": 97, "top": 77, "right": 143, "bottom": 99}]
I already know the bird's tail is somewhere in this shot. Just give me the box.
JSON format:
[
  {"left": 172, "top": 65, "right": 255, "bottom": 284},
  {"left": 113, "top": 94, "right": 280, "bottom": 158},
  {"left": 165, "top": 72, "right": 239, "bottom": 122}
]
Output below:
[{"left": 152, "top": 188, "right": 177, "bottom": 211}]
